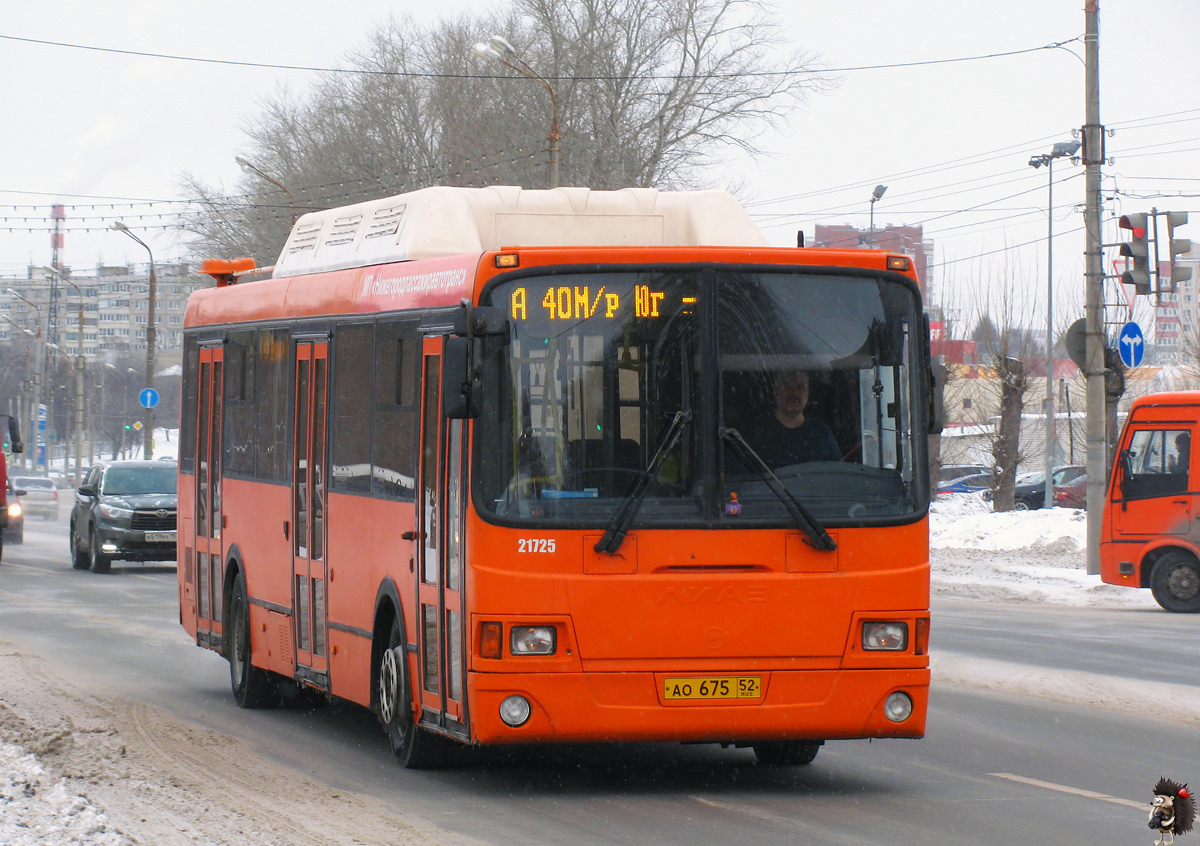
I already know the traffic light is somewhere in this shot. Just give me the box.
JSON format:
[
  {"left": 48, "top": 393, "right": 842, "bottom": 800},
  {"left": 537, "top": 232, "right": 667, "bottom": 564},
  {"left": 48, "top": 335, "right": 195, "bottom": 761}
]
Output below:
[
  {"left": 124, "top": 423, "right": 132, "bottom": 431},
  {"left": 1166, "top": 211, "right": 1192, "bottom": 289},
  {"left": 1118, "top": 213, "right": 1151, "bottom": 294}
]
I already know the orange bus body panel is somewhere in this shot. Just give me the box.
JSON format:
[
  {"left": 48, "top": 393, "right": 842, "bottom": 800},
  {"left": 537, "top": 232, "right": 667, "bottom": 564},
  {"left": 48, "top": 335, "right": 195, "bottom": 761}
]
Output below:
[
  {"left": 1101, "top": 390, "right": 1200, "bottom": 592},
  {"left": 180, "top": 239, "right": 930, "bottom": 752}
]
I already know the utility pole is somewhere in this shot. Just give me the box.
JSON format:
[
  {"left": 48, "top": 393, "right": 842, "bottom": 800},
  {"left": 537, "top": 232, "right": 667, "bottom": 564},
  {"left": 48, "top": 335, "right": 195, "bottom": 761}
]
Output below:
[{"left": 1083, "top": 0, "right": 1106, "bottom": 575}]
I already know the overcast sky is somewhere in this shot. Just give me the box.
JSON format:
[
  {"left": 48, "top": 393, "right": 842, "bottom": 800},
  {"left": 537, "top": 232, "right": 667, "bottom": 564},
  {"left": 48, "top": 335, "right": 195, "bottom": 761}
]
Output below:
[{"left": 1, "top": 0, "right": 1197, "bottom": 335}]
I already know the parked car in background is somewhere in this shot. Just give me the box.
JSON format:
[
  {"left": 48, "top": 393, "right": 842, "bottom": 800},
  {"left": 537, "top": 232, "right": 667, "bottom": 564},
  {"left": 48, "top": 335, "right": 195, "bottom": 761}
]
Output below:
[
  {"left": 3, "top": 480, "right": 24, "bottom": 546},
  {"left": 938, "top": 472, "right": 993, "bottom": 495},
  {"left": 1054, "top": 473, "right": 1088, "bottom": 509},
  {"left": 937, "top": 464, "right": 991, "bottom": 485},
  {"left": 10, "top": 476, "right": 60, "bottom": 520},
  {"left": 1011, "top": 465, "right": 1087, "bottom": 511},
  {"left": 69, "top": 460, "right": 178, "bottom": 574}
]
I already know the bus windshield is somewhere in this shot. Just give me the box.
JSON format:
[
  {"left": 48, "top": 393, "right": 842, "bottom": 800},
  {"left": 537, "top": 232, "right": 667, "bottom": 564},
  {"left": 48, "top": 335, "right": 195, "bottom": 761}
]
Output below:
[{"left": 475, "top": 267, "right": 927, "bottom": 527}]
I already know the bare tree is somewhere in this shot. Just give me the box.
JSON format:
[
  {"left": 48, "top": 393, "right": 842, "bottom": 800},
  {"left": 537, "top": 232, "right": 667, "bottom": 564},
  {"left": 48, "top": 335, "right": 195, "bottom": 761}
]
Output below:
[
  {"left": 941, "top": 263, "right": 1041, "bottom": 511},
  {"left": 179, "top": 0, "right": 828, "bottom": 263}
]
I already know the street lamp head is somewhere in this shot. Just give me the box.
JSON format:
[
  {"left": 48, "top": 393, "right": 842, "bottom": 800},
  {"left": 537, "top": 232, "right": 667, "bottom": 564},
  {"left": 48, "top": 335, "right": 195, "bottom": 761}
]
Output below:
[
  {"left": 872, "top": 184, "right": 888, "bottom": 201},
  {"left": 1051, "top": 139, "right": 1081, "bottom": 158},
  {"left": 487, "top": 35, "right": 517, "bottom": 58},
  {"left": 473, "top": 41, "right": 502, "bottom": 61},
  {"left": 110, "top": 221, "right": 129, "bottom": 232}
]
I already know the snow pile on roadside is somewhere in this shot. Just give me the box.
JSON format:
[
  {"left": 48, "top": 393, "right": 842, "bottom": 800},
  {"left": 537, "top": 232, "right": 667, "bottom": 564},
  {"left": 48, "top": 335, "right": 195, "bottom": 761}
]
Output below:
[
  {"left": 928, "top": 493, "right": 1157, "bottom": 608},
  {"left": 0, "top": 741, "right": 129, "bottom": 846}
]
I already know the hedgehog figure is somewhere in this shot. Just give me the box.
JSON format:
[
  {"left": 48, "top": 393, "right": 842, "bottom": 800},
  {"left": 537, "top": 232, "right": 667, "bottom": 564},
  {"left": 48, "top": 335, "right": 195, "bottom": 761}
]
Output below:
[{"left": 1150, "top": 777, "right": 1195, "bottom": 846}]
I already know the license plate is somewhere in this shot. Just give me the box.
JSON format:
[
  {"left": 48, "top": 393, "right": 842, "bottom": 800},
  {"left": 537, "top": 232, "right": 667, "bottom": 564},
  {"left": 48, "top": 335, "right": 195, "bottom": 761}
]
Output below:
[
  {"left": 663, "top": 676, "right": 761, "bottom": 700},
  {"left": 145, "top": 532, "right": 176, "bottom": 543}
]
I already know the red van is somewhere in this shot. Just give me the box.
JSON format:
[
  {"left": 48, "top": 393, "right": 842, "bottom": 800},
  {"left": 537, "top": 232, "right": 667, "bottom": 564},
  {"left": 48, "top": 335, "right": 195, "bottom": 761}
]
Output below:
[{"left": 1100, "top": 391, "right": 1200, "bottom": 612}]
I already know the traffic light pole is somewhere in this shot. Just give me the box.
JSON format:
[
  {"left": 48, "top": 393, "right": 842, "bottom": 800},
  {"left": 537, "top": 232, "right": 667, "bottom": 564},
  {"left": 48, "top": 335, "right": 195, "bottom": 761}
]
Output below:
[{"left": 1083, "top": 0, "right": 1105, "bottom": 576}]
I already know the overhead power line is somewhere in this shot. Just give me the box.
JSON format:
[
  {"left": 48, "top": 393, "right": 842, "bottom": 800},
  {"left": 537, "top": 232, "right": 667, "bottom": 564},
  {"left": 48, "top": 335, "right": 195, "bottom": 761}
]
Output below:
[{"left": 0, "top": 32, "right": 1083, "bottom": 80}]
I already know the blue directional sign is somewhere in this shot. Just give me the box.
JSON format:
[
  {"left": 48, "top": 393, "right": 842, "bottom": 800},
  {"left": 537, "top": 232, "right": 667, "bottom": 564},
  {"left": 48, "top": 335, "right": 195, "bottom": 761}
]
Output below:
[
  {"left": 1118, "top": 321, "right": 1145, "bottom": 369},
  {"left": 139, "top": 387, "right": 160, "bottom": 409}
]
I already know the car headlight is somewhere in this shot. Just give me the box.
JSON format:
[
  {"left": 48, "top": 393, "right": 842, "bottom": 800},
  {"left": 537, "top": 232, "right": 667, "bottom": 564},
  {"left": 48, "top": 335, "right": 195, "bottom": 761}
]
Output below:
[
  {"left": 7, "top": 502, "right": 21, "bottom": 518},
  {"left": 862, "top": 621, "right": 909, "bottom": 651},
  {"left": 98, "top": 503, "right": 135, "bottom": 520}
]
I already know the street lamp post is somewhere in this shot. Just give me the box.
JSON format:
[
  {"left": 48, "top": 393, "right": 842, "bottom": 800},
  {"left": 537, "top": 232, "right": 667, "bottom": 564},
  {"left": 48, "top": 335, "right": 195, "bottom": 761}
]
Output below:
[
  {"left": 868, "top": 185, "right": 888, "bottom": 244},
  {"left": 236, "top": 156, "right": 296, "bottom": 225},
  {"left": 43, "top": 268, "right": 88, "bottom": 484},
  {"left": 6, "top": 288, "right": 44, "bottom": 474},
  {"left": 111, "top": 222, "right": 157, "bottom": 460},
  {"left": 1028, "top": 139, "right": 1082, "bottom": 508},
  {"left": 474, "top": 35, "right": 561, "bottom": 189}
]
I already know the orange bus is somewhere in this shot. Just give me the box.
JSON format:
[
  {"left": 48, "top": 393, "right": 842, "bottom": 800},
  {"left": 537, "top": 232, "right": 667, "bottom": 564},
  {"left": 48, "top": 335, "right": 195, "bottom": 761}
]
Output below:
[
  {"left": 1101, "top": 390, "right": 1200, "bottom": 612},
  {"left": 179, "top": 186, "right": 939, "bottom": 767}
]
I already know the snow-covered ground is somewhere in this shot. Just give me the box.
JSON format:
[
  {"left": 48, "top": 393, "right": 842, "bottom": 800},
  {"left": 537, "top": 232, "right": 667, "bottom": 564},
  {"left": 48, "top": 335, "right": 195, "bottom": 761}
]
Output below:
[
  {"left": 0, "top": 492, "right": 1159, "bottom": 843},
  {"left": 930, "top": 491, "right": 1158, "bottom": 608}
]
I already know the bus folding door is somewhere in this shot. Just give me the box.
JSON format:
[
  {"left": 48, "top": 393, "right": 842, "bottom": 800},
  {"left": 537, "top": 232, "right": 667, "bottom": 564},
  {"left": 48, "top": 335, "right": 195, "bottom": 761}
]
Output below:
[
  {"left": 293, "top": 339, "right": 330, "bottom": 682},
  {"left": 416, "top": 338, "right": 468, "bottom": 736},
  {"left": 193, "top": 345, "right": 225, "bottom": 647}
]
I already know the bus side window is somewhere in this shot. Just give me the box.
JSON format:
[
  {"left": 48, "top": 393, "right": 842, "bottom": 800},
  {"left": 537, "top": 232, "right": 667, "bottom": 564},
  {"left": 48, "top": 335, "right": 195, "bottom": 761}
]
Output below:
[{"left": 1125, "top": 428, "right": 1190, "bottom": 500}]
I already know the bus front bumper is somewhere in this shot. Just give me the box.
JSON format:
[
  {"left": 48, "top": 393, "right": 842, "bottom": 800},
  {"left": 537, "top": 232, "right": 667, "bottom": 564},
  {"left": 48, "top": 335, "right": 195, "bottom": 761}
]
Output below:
[{"left": 466, "top": 667, "right": 929, "bottom": 745}]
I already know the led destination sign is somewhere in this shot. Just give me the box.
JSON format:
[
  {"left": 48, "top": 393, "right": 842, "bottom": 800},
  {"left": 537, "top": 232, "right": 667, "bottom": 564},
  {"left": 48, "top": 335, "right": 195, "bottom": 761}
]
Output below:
[{"left": 510, "top": 284, "right": 687, "bottom": 321}]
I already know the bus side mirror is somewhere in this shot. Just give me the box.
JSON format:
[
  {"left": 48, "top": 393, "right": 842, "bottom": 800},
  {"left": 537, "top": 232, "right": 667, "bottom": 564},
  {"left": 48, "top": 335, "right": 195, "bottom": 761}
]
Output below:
[
  {"left": 929, "top": 362, "right": 947, "bottom": 434},
  {"left": 1117, "top": 448, "right": 1134, "bottom": 501},
  {"left": 442, "top": 336, "right": 479, "bottom": 420}
]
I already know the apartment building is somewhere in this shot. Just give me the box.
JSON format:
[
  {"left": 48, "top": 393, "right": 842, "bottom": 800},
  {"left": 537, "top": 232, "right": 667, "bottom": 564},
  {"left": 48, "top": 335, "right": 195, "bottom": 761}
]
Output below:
[{"left": 1, "top": 263, "right": 205, "bottom": 368}]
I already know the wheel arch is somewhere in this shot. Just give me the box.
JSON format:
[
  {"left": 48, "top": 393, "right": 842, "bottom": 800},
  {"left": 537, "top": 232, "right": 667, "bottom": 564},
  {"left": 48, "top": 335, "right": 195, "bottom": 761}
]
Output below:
[
  {"left": 371, "top": 578, "right": 404, "bottom": 714},
  {"left": 221, "top": 543, "right": 246, "bottom": 658},
  {"left": 1139, "top": 541, "right": 1200, "bottom": 589}
]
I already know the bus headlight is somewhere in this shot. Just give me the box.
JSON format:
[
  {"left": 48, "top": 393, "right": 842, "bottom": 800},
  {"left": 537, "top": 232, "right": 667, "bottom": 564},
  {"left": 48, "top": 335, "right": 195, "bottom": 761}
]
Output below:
[
  {"left": 862, "top": 621, "right": 908, "bottom": 651},
  {"left": 499, "top": 695, "right": 532, "bottom": 727},
  {"left": 884, "top": 692, "right": 913, "bottom": 722},
  {"left": 510, "top": 626, "right": 556, "bottom": 655}
]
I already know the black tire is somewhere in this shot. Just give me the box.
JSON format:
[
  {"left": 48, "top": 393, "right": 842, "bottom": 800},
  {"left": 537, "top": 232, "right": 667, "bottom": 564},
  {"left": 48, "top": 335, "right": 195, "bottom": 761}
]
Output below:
[
  {"left": 89, "top": 529, "right": 111, "bottom": 574},
  {"left": 10, "top": 527, "right": 22, "bottom": 544},
  {"left": 228, "top": 571, "right": 280, "bottom": 708},
  {"left": 378, "top": 615, "right": 447, "bottom": 768},
  {"left": 1150, "top": 551, "right": 1200, "bottom": 613},
  {"left": 752, "top": 740, "right": 822, "bottom": 766},
  {"left": 70, "top": 522, "right": 90, "bottom": 570}
]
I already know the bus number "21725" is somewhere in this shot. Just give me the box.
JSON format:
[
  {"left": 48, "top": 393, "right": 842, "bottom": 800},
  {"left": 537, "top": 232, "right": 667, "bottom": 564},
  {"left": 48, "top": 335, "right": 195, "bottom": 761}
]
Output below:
[{"left": 518, "top": 538, "right": 557, "bottom": 553}]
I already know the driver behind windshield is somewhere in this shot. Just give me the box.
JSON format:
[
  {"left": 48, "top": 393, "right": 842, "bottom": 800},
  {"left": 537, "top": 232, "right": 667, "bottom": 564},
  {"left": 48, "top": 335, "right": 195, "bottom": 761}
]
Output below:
[{"left": 742, "top": 369, "right": 841, "bottom": 467}]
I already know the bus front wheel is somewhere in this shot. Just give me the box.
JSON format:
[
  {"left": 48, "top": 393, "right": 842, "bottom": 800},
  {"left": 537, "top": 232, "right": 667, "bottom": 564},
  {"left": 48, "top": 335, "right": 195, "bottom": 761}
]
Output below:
[
  {"left": 1150, "top": 551, "right": 1200, "bottom": 613},
  {"left": 379, "top": 616, "right": 446, "bottom": 768},
  {"left": 752, "top": 740, "right": 822, "bottom": 766}
]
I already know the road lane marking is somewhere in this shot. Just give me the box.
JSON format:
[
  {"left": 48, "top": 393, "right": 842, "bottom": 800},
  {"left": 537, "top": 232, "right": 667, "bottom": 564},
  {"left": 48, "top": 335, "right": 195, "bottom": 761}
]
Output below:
[{"left": 990, "top": 773, "right": 1144, "bottom": 809}]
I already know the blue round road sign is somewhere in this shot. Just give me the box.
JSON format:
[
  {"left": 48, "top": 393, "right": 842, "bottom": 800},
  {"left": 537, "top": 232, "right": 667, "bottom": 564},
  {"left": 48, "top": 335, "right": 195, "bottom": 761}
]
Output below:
[
  {"left": 139, "top": 387, "right": 160, "bottom": 409},
  {"left": 1117, "top": 321, "right": 1145, "bottom": 369}
]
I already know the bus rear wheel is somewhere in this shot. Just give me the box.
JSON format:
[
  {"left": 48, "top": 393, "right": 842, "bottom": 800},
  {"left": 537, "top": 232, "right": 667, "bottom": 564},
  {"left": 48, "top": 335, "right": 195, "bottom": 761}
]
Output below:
[
  {"left": 378, "top": 616, "right": 446, "bottom": 768},
  {"left": 228, "top": 571, "right": 280, "bottom": 707},
  {"left": 752, "top": 740, "right": 822, "bottom": 766},
  {"left": 1150, "top": 551, "right": 1200, "bottom": 613}
]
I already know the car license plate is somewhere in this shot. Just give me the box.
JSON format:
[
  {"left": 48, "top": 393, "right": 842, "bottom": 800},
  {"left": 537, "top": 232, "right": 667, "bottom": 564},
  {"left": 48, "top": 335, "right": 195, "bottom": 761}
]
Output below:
[
  {"left": 663, "top": 676, "right": 761, "bottom": 700},
  {"left": 145, "top": 532, "right": 176, "bottom": 543}
]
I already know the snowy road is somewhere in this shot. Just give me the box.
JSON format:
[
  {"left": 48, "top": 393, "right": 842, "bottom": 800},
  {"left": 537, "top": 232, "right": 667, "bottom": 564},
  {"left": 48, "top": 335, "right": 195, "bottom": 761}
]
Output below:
[{"left": 1, "top": 495, "right": 1194, "bottom": 845}]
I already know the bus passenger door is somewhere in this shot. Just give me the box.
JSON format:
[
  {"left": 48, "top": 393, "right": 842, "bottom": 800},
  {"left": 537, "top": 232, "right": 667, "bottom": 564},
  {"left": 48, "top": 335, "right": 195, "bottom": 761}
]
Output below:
[
  {"left": 193, "top": 344, "right": 224, "bottom": 647},
  {"left": 293, "top": 339, "right": 329, "bottom": 681},
  {"left": 415, "top": 338, "right": 467, "bottom": 736}
]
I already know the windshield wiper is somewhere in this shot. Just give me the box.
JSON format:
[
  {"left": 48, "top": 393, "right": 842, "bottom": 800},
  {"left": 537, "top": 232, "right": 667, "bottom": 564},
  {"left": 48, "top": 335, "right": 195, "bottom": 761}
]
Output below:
[
  {"left": 594, "top": 410, "right": 692, "bottom": 555},
  {"left": 720, "top": 426, "right": 837, "bottom": 552}
]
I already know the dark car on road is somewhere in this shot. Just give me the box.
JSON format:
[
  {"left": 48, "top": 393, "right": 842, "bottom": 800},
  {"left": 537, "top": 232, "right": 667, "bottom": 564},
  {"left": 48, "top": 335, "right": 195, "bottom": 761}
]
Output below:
[
  {"left": 3, "top": 479, "right": 24, "bottom": 547},
  {"left": 1011, "top": 465, "right": 1087, "bottom": 511},
  {"left": 69, "top": 460, "right": 178, "bottom": 573}
]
